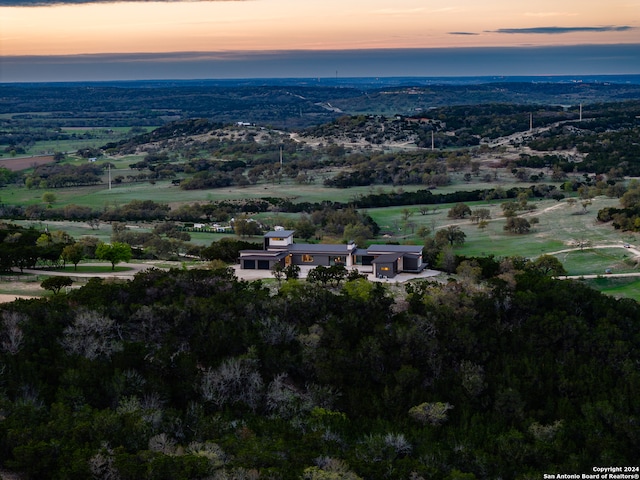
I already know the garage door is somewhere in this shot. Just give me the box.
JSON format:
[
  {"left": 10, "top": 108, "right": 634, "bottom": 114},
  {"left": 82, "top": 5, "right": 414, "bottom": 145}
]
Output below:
[{"left": 243, "top": 259, "right": 256, "bottom": 269}]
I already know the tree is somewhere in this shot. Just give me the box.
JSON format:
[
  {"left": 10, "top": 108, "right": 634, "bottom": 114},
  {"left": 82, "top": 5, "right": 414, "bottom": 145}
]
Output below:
[
  {"left": 87, "top": 218, "right": 100, "bottom": 230},
  {"left": 295, "top": 216, "right": 316, "bottom": 241},
  {"left": 501, "top": 201, "right": 519, "bottom": 218},
  {"left": 447, "top": 203, "right": 471, "bottom": 219},
  {"left": 284, "top": 263, "right": 300, "bottom": 280},
  {"left": 77, "top": 236, "right": 100, "bottom": 259},
  {"left": 95, "top": 241, "right": 132, "bottom": 270},
  {"left": 42, "top": 192, "right": 56, "bottom": 206},
  {"left": 271, "top": 262, "right": 285, "bottom": 285},
  {"left": 456, "top": 260, "right": 482, "bottom": 285},
  {"left": 307, "top": 265, "right": 347, "bottom": 287},
  {"left": 504, "top": 217, "right": 531, "bottom": 234},
  {"left": 436, "top": 246, "right": 457, "bottom": 274},
  {"left": 61, "top": 243, "right": 84, "bottom": 270},
  {"left": 400, "top": 208, "right": 414, "bottom": 223},
  {"left": 409, "top": 402, "right": 454, "bottom": 426},
  {"left": 234, "top": 216, "right": 262, "bottom": 237},
  {"left": 529, "top": 255, "right": 567, "bottom": 276},
  {"left": 327, "top": 264, "right": 348, "bottom": 287},
  {"left": 41, "top": 276, "right": 73, "bottom": 294},
  {"left": 61, "top": 309, "right": 123, "bottom": 360},
  {"left": 343, "top": 222, "right": 373, "bottom": 245},
  {"left": 1, "top": 311, "right": 26, "bottom": 355},
  {"left": 435, "top": 225, "right": 466, "bottom": 247},
  {"left": 416, "top": 225, "right": 431, "bottom": 239},
  {"left": 470, "top": 208, "right": 491, "bottom": 224}
]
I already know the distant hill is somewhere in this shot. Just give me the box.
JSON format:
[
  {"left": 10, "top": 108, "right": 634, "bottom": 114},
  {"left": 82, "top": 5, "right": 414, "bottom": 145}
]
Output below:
[{"left": 2, "top": 76, "right": 640, "bottom": 129}]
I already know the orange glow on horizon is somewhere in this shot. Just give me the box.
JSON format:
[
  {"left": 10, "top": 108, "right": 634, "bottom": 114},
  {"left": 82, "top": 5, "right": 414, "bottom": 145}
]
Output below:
[{"left": 1, "top": 0, "right": 638, "bottom": 57}]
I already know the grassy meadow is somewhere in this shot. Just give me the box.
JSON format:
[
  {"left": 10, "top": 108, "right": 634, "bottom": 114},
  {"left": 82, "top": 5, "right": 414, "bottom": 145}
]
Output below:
[
  {"left": 1, "top": 127, "right": 157, "bottom": 158},
  {"left": 584, "top": 277, "right": 640, "bottom": 299}
]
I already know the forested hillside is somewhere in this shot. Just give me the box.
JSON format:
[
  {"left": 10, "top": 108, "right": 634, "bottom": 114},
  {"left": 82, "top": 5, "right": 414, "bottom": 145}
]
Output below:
[{"left": 0, "top": 264, "right": 638, "bottom": 479}]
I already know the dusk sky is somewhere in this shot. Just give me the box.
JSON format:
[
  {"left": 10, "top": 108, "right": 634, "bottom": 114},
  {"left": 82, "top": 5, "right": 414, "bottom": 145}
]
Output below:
[{"left": 1, "top": 0, "right": 639, "bottom": 82}]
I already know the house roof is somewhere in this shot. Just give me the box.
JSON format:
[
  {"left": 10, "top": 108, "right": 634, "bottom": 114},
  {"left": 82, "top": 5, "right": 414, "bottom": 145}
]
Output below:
[
  {"left": 289, "top": 244, "right": 351, "bottom": 255},
  {"left": 365, "top": 244, "right": 423, "bottom": 254},
  {"left": 264, "top": 230, "right": 295, "bottom": 238},
  {"left": 239, "top": 250, "right": 289, "bottom": 261},
  {"left": 240, "top": 250, "right": 289, "bottom": 258},
  {"left": 371, "top": 253, "right": 403, "bottom": 263}
]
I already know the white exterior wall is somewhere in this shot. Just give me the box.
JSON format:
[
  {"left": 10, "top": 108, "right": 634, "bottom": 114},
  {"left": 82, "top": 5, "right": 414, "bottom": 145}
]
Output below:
[{"left": 267, "top": 236, "right": 293, "bottom": 248}]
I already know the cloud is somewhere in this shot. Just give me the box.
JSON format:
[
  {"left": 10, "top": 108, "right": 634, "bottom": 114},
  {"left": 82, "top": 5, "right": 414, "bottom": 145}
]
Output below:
[
  {"left": 0, "top": 0, "right": 247, "bottom": 6},
  {"left": 490, "top": 26, "right": 635, "bottom": 34},
  {"left": 448, "top": 32, "right": 479, "bottom": 36}
]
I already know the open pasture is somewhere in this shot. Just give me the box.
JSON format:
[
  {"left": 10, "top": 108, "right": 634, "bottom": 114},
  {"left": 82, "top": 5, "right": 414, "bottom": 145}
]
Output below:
[
  {"left": 583, "top": 277, "right": 640, "bottom": 299},
  {"left": 556, "top": 248, "right": 640, "bottom": 276},
  {"left": 1, "top": 173, "right": 446, "bottom": 209},
  {"left": 0, "top": 155, "right": 54, "bottom": 171},
  {"left": 452, "top": 196, "right": 631, "bottom": 259},
  {"left": 366, "top": 195, "right": 629, "bottom": 255}
]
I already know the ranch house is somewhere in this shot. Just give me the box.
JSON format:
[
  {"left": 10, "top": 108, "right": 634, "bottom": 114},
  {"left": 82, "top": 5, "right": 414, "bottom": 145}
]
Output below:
[{"left": 239, "top": 228, "right": 426, "bottom": 278}]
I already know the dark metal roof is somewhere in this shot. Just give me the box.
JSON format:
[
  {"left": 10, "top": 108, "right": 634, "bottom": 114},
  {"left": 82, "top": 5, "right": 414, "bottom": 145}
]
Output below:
[
  {"left": 240, "top": 251, "right": 289, "bottom": 261},
  {"left": 371, "top": 253, "right": 403, "bottom": 263},
  {"left": 240, "top": 250, "right": 289, "bottom": 258},
  {"left": 289, "top": 244, "right": 351, "bottom": 254},
  {"left": 366, "top": 245, "right": 423, "bottom": 254},
  {"left": 264, "top": 230, "right": 295, "bottom": 238}
]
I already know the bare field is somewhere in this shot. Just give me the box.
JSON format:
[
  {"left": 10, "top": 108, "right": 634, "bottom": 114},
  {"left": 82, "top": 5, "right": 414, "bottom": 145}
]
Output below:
[
  {"left": 0, "top": 155, "right": 54, "bottom": 171},
  {"left": 0, "top": 278, "right": 43, "bottom": 303}
]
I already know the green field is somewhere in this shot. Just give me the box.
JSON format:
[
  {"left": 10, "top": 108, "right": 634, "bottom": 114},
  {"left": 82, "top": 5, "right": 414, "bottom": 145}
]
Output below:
[
  {"left": 3, "top": 158, "right": 545, "bottom": 209},
  {"left": 555, "top": 248, "right": 640, "bottom": 276},
  {"left": 1, "top": 127, "right": 157, "bottom": 158},
  {"left": 367, "top": 196, "right": 631, "bottom": 254},
  {"left": 581, "top": 276, "right": 640, "bottom": 299},
  {"left": 7, "top": 183, "right": 636, "bottom": 264}
]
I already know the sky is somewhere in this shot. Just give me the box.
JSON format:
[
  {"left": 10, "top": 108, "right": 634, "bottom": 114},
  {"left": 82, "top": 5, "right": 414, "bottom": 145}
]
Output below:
[{"left": 1, "top": 0, "right": 640, "bottom": 82}]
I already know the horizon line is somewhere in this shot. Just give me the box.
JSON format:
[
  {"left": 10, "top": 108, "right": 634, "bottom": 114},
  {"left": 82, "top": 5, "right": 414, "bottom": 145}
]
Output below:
[{"left": 4, "top": 43, "right": 640, "bottom": 58}]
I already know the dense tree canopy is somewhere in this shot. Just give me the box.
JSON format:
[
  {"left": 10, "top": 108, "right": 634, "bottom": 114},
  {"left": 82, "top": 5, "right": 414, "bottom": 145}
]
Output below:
[{"left": 0, "top": 264, "right": 637, "bottom": 479}]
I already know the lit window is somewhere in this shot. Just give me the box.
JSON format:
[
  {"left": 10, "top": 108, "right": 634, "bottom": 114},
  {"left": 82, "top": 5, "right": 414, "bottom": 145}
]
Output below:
[
  {"left": 302, "top": 254, "right": 314, "bottom": 262},
  {"left": 381, "top": 266, "right": 390, "bottom": 271}
]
